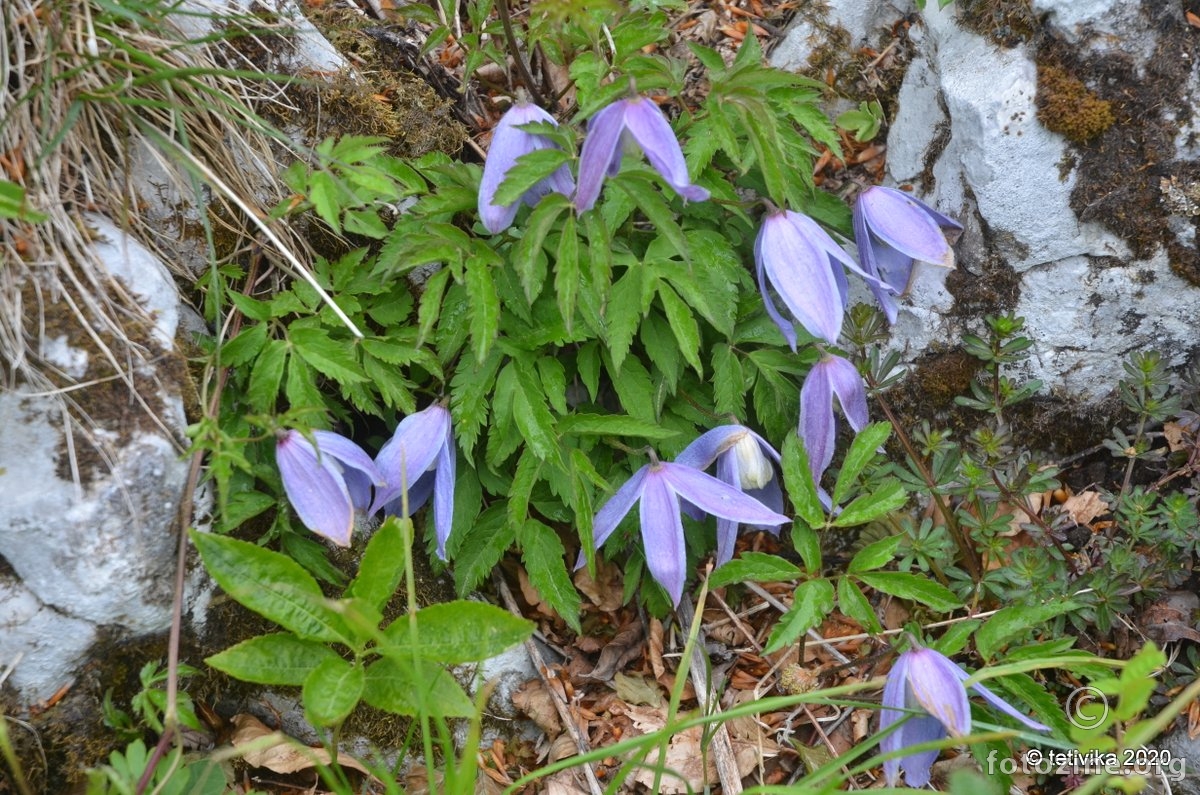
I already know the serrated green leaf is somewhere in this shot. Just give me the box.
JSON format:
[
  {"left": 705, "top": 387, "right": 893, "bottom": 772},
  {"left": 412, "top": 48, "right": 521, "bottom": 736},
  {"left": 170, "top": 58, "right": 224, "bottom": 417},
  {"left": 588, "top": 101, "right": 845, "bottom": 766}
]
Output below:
[
  {"left": 790, "top": 523, "right": 821, "bottom": 575},
  {"left": 832, "top": 421, "right": 891, "bottom": 506},
  {"left": 512, "top": 359, "right": 562, "bottom": 466},
  {"left": 453, "top": 506, "right": 516, "bottom": 596},
  {"left": 782, "top": 432, "right": 825, "bottom": 528},
  {"left": 856, "top": 571, "right": 962, "bottom": 612},
  {"left": 836, "top": 577, "right": 881, "bottom": 634},
  {"left": 614, "top": 173, "right": 689, "bottom": 259},
  {"left": 345, "top": 517, "right": 406, "bottom": 614},
  {"left": 556, "top": 214, "right": 580, "bottom": 332},
  {"left": 608, "top": 354, "right": 656, "bottom": 422},
  {"left": 362, "top": 658, "right": 474, "bottom": 717},
  {"left": 449, "top": 346, "right": 502, "bottom": 458},
  {"left": 205, "top": 633, "right": 339, "bottom": 686},
  {"left": 537, "top": 356, "right": 568, "bottom": 415},
  {"left": 576, "top": 342, "right": 601, "bottom": 402},
  {"left": 491, "top": 149, "right": 571, "bottom": 208},
  {"left": 417, "top": 266, "right": 451, "bottom": 347},
  {"left": 711, "top": 344, "right": 745, "bottom": 417},
  {"left": 606, "top": 266, "right": 646, "bottom": 373},
  {"left": 290, "top": 328, "right": 367, "bottom": 384},
  {"left": 247, "top": 338, "right": 287, "bottom": 413},
  {"left": 220, "top": 322, "right": 267, "bottom": 367},
  {"left": 709, "top": 552, "right": 803, "bottom": 588},
  {"left": 657, "top": 282, "right": 702, "bottom": 376},
  {"left": 381, "top": 601, "right": 534, "bottom": 663},
  {"left": 521, "top": 520, "right": 582, "bottom": 633},
  {"left": 307, "top": 171, "right": 343, "bottom": 233},
  {"left": 847, "top": 535, "right": 901, "bottom": 574},
  {"left": 465, "top": 255, "right": 499, "bottom": 363},
  {"left": 974, "top": 600, "right": 1080, "bottom": 660},
  {"left": 640, "top": 312, "right": 683, "bottom": 393},
  {"left": 932, "top": 619, "right": 980, "bottom": 656},
  {"left": 190, "top": 531, "right": 350, "bottom": 643},
  {"left": 512, "top": 194, "right": 569, "bottom": 302},
  {"left": 507, "top": 447, "right": 542, "bottom": 529},
  {"left": 994, "top": 673, "right": 1071, "bottom": 735},
  {"left": 763, "top": 579, "right": 835, "bottom": 654},
  {"left": 557, "top": 413, "right": 680, "bottom": 440},
  {"left": 832, "top": 479, "right": 907, "bottom": 527},
  {"left": 303, "top": 657, "right": 363, "bottom": 727}
]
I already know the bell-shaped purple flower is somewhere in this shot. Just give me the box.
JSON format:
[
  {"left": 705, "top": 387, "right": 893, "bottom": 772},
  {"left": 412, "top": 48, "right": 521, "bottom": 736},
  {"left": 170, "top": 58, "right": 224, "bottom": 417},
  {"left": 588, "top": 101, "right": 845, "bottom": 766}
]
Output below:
[
  {"left": 853, "top": 186, "right": 963, "bottom": 324},
  {"left": 755, "top": 210, "right": 879, "bottom": 348},
  {"left": 675, "top": 425, "right": 784, "bottom": 567},
  {"left": 799, "top": 354, "right": 869, "bottom": 496},
  {"left": 881, "top": 644, "right": 1050, "bottom": 787},
  {"left": 574, "top": 95, "right": 710, "bottom": 214},
  {"left": 478, "top": 102, "right": 575, "bottom": 234},
  {"left": 276, "top": 429, "right": 385, "bottom": 547},
  {"left": 371, "top": 404, "right": 458, "bottom": 560},
  {"left": 582, "top": 460, "right": 789, "bottom": 606}
]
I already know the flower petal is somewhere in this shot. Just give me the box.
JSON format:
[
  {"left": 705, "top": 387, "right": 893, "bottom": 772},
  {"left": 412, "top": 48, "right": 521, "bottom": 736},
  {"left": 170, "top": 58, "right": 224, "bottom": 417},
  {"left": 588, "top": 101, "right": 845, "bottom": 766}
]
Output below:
[
  {"left": 276, "top": 430, "right": 354, "bottom": 547},
  {"left": 860, "top": 187, "right": 956, "bottom": 269},
  {"left": 745, "top": 477, "right": 785, "bottom": 532},
  {"left": 906, "top": 648, "right": 972, "bottom": 738},
  {"left": 639, "top": 468, "right": 688, "bottom": 606},
  {"left": 479, "top": 104, "right": 549, "bottom": 233},
  {"left": 879, "top": 653, "right": 912, "bottom": 786},
  {"left": 758, "top": 212, "right": 844, "bottom": 345},
  {"left": 799, "top": 359, "right": 837, "bottom": 484},
  {"left": 575, "top": 101, "right": 628, "bottom": 214},
  {"left": 854, "top": 201, "right": 902, "bottom": 324},
  {"left": 895, "top": 715, "right": 947, "bottom": 788},
  {"left": 622, "top": 97, "right": 709, "bottom": 203},
  {"left": 674, "top": 425, "right": 749, "bottom": 471},
  {"left": 824, "top": 355, "right": 869, "bottom": 433},
  {"left": 755, "top": 229, "right": 799, "bottom": 351},
  {"left": 713, "top": 451, "right": 740, "bottom": 566},
  {"left": 383, "top": 469, "right": 436, "bottom": 518},
  {"left": 311, "top": 430, "right": 384, "bottom": 485},
  {"left": 659, "top": 462, "right": 789, "bottom": 527},
  {"left": 587, "top": 465, "right": 650, "bottom": 556},
  {"left": 969, "top": 680, "right": 1051, "bottom": 732},
  {"left": 432, "top": 429, "right": 458, "bottom": 560},
  {"left": 372, "top": 405, "right": 451, "bottom": 514}
]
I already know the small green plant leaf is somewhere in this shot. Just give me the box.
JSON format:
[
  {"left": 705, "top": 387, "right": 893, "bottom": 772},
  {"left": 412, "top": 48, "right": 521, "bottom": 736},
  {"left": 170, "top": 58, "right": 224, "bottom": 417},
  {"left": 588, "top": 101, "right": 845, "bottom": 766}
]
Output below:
[
  {"left": 790, "top": 522, "right": 822, "bottom": 574},
  {"left": 847, "top": 534, "right": 901, "bottom": 573},
  {"left": 465, "top": 255, "right": 500, "bottom": 363},
  {"left": 557, "top": 413, "right": 680, "bottom": 440},
  {"left": 362, "top": 658, "right": 475, "bottom": 718},
  {"left": 709, "top": 552, "right": 803, "bottom": 588},
  {"left": 521, "top": 519, "right": 582, "bottom": 633},
  {"left": 836, "top": 577, "right": 881, "bottom": 634},
  {"left": 782, "top": 432, "right": 826, "bottom": 529},
  {"left": 832, "top": 421, "right": 891, "bottom": 506},
  {"left": 345, "top": 517, "right": 406, "bottom": 614},
  {"left": 856, "top": 571, "right": 961, "bottom": 612},
  {"left": 303, "top": 657, "right": 363, "bottom": 727},
  {"left": 205, "top": 633, "right": 339, "bottom": 686},
  {"left": 832, "top": 479, "right": 907, "bottom": 527},
  {"left": 763, "top": 578, "right": 835, "bottom": 654},
  {"left": 975, "top": 599, "right": 1080, "bottom": 660},
  {"left": 380, "top": 601, "right": 534, "bottom": 664}
]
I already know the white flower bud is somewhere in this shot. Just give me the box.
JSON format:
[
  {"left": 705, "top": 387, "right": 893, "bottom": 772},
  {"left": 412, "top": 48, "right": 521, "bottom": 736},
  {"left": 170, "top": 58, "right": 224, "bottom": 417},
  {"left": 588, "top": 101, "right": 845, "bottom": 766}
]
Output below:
[{"left": 732, "top": 433, "right": 773, "bottom": 490}]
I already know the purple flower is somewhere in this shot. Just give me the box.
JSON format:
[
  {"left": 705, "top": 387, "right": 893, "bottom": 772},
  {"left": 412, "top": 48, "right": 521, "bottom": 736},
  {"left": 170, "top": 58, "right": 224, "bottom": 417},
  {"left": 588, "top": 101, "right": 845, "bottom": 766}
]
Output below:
[
  {"left": 675, "top": 425, "right": 784, "bottom": 567},
  {"left": 478, "top": 102, "right": 575, "bottom": 234},
  {"left": 583, "top": 460, "right": 790, "bottom": 606},
  {"left": 755, "top": 210, "right": 873, "bottom": 348},
  {"left": 276, "top": 429, "right": 385, "bottom": 547},
  {"left": 799, "top": 354, "right": 868, "bottom": 497},
  {"left": 574, "top": 96, "right": 710, "bottom": 214},
  {"left": 853, "top": 186, "right": 963, "bottom": 324},
  {"left": 881, "top": 645, "right": 1050, "bottom": 787},
  {"left": 371, "top": 404, "right": 458, "bottom": 560}
]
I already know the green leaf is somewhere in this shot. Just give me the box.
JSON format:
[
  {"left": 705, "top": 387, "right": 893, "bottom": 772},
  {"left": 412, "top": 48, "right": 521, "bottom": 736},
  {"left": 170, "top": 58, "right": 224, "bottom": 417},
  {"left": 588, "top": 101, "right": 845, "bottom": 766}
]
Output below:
[
  {"left": 790, "top": 523, "right": 821, "bottom": 575},
  {"left": 190, "top": 531, "right": 350, "bottom": 643},
  {"left": 449, "top": 345, "right": 502, "bottom": 458},
  {"left": 220, "top": 323, "right": 267, "bottom": 367},
  {"left": 557, "top": 413, "right": 679, "bottom": 440},
  {"left": 465, "top": 255, "right": 500, "bottom": 363},
  {"left": 832, "top": 479, "right": 907, "bottom": 527},
  {"left": 290, "top": 328, "right": 367, "bottom": 384},
  {"left": 362, "top": 658, "right": 475, "bottom": 718},
  {"left": 453, "top": 506, "right": 517, "bottom": 596},
  {"left": 763, "top": 579, "right": 835, "bottom": 654},
  {"left": 832, "top": 421, "right": 891, "bottom": 506},
  {"left": 974, "top": 599, "right": 1080, "bottom": 660},
  {"left": 205, "top": 633, "right": 339, "bottom": 686},
  {"left": 711, "top": 344, "right": 745, "bottom": 417},
  {"left": 608, "top": 354, "right": 656, "bottom": 423},
  {"left": 836, "top": 577, "right": 881, "bottom": 634},
  {"left": 640, "top": 311, "right": 682, "bottom": 393},
  {"left": 576, "top": 342, "right": 601, "bottom": 402},
  {"left": 710, "top": 552, "right": 803, "bottom": 588},
  {"left": 491, "top": 148, "right": 571, "bottom": 207},
  {"left": 417, "top": 266, "right": 451, "bottom": 347},
  {"left": 782, "top": 432, "right": 825, "bottom": 528},
  {"left": 521, "top": 520, "right": 582, "bottom": 633},
  {"left": 656, "top": 282, "right": 703, "bottom": 376},
  {"left": 307, "top": 170, "right": 344, "bottom": 233},
  {"left": 537, "top": 357, "right": 568, "bottom": 415},
  {"left": 847, "top": 535, "right": 901, "bottom": 574},
  {"left": 381, "top": 601, "right": 534, "bottom": 664},
  {"left": 993, "top": 673, "right": 1071, "bottom": 736},
  {"left": 606, "top": 266, "right": 646, "bottom": 373},
  {"left": 247, "top": 338, "right": 287, "bottom": 413},
  {"left": 511, "top": 358, "right": 562, "bottom": 466},
  {"left": 931, "top": 619, "right": 980, "bottom": 656},
  {"left": 614, "top": 173, "right": 689, "bottom": 259},
  {"left": 856, "top": 571, "right": 962, "bottom": 612},
  {"left": 512, "top": 194, "right": 569, "bottom": 302},
  {"left": 507, "top": 447, "right": 542, "bottom": 530},
  {"left": 303, "top": 657, "right": 363, "bottom": 727},
  {"left": 345, "top": 517, "right": 406, "bottom": 614},
  {"left": 556, "top": 214, "right": 580, "bottom": 332}
]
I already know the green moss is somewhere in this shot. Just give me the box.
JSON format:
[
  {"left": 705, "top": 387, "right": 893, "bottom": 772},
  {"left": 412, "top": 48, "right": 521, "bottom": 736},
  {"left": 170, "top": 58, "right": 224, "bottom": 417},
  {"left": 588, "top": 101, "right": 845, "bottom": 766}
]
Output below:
[
  {"left": 1036, "top": 61, "right": 1114, "bottom": 144},
  {"left": 956, "top": 0, "right": 1039, "bottom": 49}
]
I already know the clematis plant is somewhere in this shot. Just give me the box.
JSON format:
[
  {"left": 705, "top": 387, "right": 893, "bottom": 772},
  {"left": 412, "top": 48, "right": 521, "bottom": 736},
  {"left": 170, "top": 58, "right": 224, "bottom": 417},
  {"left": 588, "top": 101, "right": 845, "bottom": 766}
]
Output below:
[
  {"left": 275, "top": 429, "right": 384, "bottom": 547},
  {"left": 478, "top": 101, "right": 575, "bottom": 234},
  {"left": 853, "top": 186, "right": 963, "bottom": 324},
  {"left": 574, "top": 95, "right": 709, "bottom": 213},
  {"left": 755, "top": 209, "right": 886, "bottom": 348},
  {"left": 583, "top": 457, "right": 789, "bottom": 606},
  {"left": 799, "top": 353, "right": 869, "bottom": 499},
  {"left": 371, "top": 403, "right": 458, "bottom": 560},
  {"left": 880, "top": 642, "right": 1050, "bottom": 787},
  {"left": 675, "top": 425, "right": 784, "bottom": 567}
]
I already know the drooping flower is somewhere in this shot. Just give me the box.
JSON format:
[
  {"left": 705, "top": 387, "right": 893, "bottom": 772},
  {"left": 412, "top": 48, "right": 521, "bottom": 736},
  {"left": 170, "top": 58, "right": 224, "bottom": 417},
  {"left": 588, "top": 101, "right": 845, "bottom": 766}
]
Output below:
[
  {"left": 853, "top": 186, "right": 963, "bottom": 324},
  {"left": 880, "top": 644, "right": 1050, "bottom": 787},
  {"left": 799, "top": 354, "right": 869, "bottom": 497},
  {"left": 478, "top": 101, "right": 575, "bottom": 234},
  {"left": 574, "top": 95, "right": 710, "bottom": 214},
  {"left": 276, "top": 429, "right": 385, "bottom": 547},
  {"left": 583, "top": 460, "right": 790, "bottom": 605},
  {"left": 371, "top": 404, "right": 457, "bottom": 560},
  {"left": 675, "top": 425, "right": 784, "bottom": 567},
  {"left": 755, "top": 210, "right": 879, "bottom": 348}
]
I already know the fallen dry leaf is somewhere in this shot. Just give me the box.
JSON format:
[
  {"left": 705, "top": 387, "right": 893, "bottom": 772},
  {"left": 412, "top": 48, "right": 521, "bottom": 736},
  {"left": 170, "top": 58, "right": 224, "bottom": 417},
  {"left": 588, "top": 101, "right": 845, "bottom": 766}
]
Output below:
[
  {"left": 229, "top": 714, "right": 372, "bottom": 776},
  {"left": 512, "top": 679, "right": 562, "bottom": 735},
  {"left": 582, "top": 623, "right": 644, "bottom": 681},
  {"left": 612, "top": 672, "right": 664, "bottom": 707},
  {"left": 1061, "top": 491, "right": 1109, "bottom": 525},
  {"left": 1188, "top": 10, "right": 1200, "bottom": 29},
  {"left": 647, "top": 618, "right": 666, "bottom": 680},
  {"left": 574, "top": 559, "right": 625, "bottom": 612}
]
